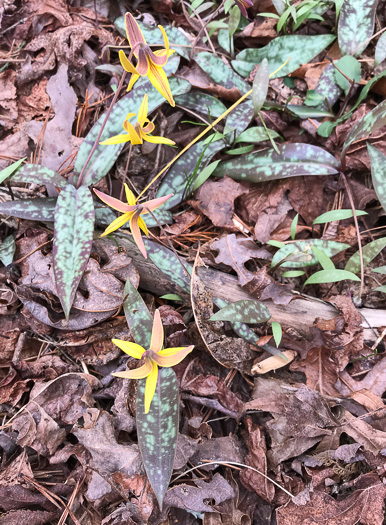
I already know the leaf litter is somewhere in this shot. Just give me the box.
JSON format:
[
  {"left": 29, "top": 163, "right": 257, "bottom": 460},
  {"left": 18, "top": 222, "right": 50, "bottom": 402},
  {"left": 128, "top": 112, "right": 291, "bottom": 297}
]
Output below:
[{"left": 0, "top": 0, "right": 386, "bottom": 523}]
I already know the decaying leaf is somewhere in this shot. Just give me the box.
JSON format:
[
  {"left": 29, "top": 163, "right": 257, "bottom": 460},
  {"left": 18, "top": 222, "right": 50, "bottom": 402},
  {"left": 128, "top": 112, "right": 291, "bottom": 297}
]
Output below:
[{"left": 252, "top": 350, "right": 296, "bottom": 374}]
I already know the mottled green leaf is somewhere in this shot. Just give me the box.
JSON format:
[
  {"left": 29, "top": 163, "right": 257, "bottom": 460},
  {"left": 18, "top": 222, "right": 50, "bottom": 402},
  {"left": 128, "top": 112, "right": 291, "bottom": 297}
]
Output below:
[
  {"left": 338, "top": 0, "right": 378, "bottom": 56},
  {"left": 0, "top": 235, "right": 15, "bottom": 266},
  {"left": 218, "top": 28, "right": 234, "bottom": 55},
  {"left": 313, "top": 209, "right": 367, "bottom": 224},
  {"left": 136, "top": 367, "right": 179, "bottom": 508},
  {"left": 305, "top": 269, "right": 360, "bottom": 285},
  {"left": 374, "top": 285, "right": 386, "bottom": 293},
  {"left": 345, "top": 237, "right": 386, "bottom": 274},
  {"left": 305, "top": 90, "right": 326, "bottom": 107},
  {"left": 314, "top": 63, "right": 343, "bottom": 110},
  {"left": 74, "top": 56, "right": 190, "bottom": 187},
  {"left": 12, "top": 164, "right": 67, "bottom": 188},
  {"left": 226, "top": 145, "right": 254, "bottom": 155},
  {"left": 210, "top": 299, "right": 271, "bottom": 323},
  {"left": 156, "top": 139, "right": 226, "bottom": 209},
  {"left": 252, "top": 58, "right": 269, "bottom": 114},
  {"left": 195, "top": 52, "right": 249, "bottom": 94},
  {"left": 123, "top": 279, "right": 153, "bottom": 348},
  {"left": 0, "top": 198, "right": 57, "bottom": 221},
  {"left": 160, "top": 294, "right": 183, "bottom": 301},
  {"left": 272, "top": 0, "right": 286, "bottom": 15},
  {"left": 229, "top": 5, "right": 241, "bottom": 37},
  {"left": 342, "top": 99, "right": 386, "bottom": 160},
  {"left": 372, "top": 265, "right": 386, "bottom": 274},
  {"left": 334, "top": 55, "right": 361, "bottom": 94},
  {"left": 0, "top": 157, "right": 26, "bottom": 185},
  {"left": 375, "top": 31, "right": 386, "bottom": 66},
  {"left": 175, "top": 91, "right": 227, "bottom": 118},
  {"left": 225, "top": 99, "right": 255, "bottom": 137},
  {"left": 213, "top": 143, "right": 340, "bottom": 182},
  {"left": 367, "top": 143, "right": 386, "bottom": 213},
  {"left": 192, "top": 160, "right": 221, "bottom": 191},
  {"left": 53, "top": 185, "right": 95, "bottom": 321},
  {"left": 234, "top": 127, "right": 280, "bottom": 144},
  {"left": 272, "top": 321, "right": 282, "bottom": 347},
  {"left": 232, "top": 34, "right": 336, "bottom": 78},
  {"left": 272, "top": 239, "right": 350, "bottom": 268},
  {"left": 318, "top": 69, "right": 386, "bottom": 137},
  {"left": 283, "top": 104, "right": 335, "bottom": 119},
  {"left": 115, "top": 18, "right": 191, "bottom": 60}
]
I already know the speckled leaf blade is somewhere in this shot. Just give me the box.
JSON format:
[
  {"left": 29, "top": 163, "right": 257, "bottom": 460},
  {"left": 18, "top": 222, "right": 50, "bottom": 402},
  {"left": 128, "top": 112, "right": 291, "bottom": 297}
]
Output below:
[
  {"left": 123, "top": 278, "right": 153, "bottom": 348},
  {"left": 375, "top": 31, "right": 386, "bottom": 66},
  {"left": 195, "top": 52, "right": 249, "bottom": 94},
  {"left": 272, "top": 239, "right": 350, "bottom": 268},
  {"left": 0, "top": 235, "right": 16, "bottom": 266},
  {"left": 232, "top": 34, "right": 336, "bottom": 78},
  {"left": 12, "top": 164, "right": 66, "bottom": 188},
  {"left": 53, "top": 185, "right": 95, "bottom": 320},
  {"left": 74, "top": 56, "right": 190, "bottom": 187},
  {"left": 225, "top": 99, "right": 255, "bottom": 137},
  {"left": 344, "top": 237, "right": 386, "bottom": 274},
  {"left": 234, "top": 127, "right": 280, "bottom": 144},
  {"left": 136, "top": 367, "right": 179, "bottom": 508},
  {"left": 304, "top": 269, "right": 360, "bottom": 285},
  {"left": 0, "top": 198, "right": 57, "bottom": 221},
  {"left": 156, "top": 139, "right": 226, "bottom": 209},
  {"left": 367, "top": 143, "right": 386, "bottom": 213},
  {"left": 315, "top": 63, "right": 343, "bottom": 110},
  {"left": 213, "top": 143, "right": 339, "bottom": 182},
  {"left": 338, "top": 0, "right": 378, "bottom": 56},
  {"left": 115, "top": 17, "right": 191, "bottom": 60},
  {"left": 174, "top": 91, "right": 227, "bottom": 118},
  {"left": 342, "top": 99, "right": 386, "bottom": 160},
  {"left": 252, "top": 58, "right": 269, "bottom": 114},
  {"left": 210, "top": 299, "right": 271, "bottom": 323}
]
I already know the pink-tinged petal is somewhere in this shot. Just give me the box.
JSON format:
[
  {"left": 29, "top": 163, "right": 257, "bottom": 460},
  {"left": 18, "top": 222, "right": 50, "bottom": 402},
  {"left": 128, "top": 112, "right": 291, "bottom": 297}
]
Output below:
[
  {"left": 147, "top": 62, "right": 175, "bottom": 107},
  {"left": 112, "top": 339, "right": 145, "bottom": 359},
  {"left": 122, "top": 119, "right": 142, "bottom": 144},
  {"left": 125, "top": 12, "right": 146, "bottom": 53},
  {"left": 101, "top": 213, "right": 132, "bottom": 237},
  {"left": 140, "top": 193, "right": 173, "bottom": 214},
  {"left": 141, "top": 120, "right": 155, "bottom": 134},
  {"left": 119, "top": 50, "right": 140, "bottom": 75},
  {"left": 130, "top": 212, "right": 147, "bottom": 258},
  {"left": 152, "top": 345, "right": 194, "bottom": 367},
  {"left": 145, "top": 47, "right": 168, "bottom": 67},
  {"left": 127, "top": 73, "right": 140, "bottom": 92},
  {"left": 142, "top": 133, "right": 175, "bottom": 145},
  {"left": 136, "top": 47, "right": 150, "bottom": 76},
  {"left": 94, "top": 188, "right": 136, "bottom": 213},
  {"left": 124, "top": 184, "right": 137, "bottom": 206},
  {"left": 138, "top": 94, "right": 148, "bottom": 127},
  {"left": 150, "top": 309, "right": 164, "bottom": 353},
  {"left": 144, "top": 360, "right": 158, "bottom": 413},
  {"left": 137, "top": 215, "right": 149, "bottom": 236},
  {"left": 100, "top": 134, "right": 131, "bottom": 146},
  {"left": 113, "top": 358, "right": 152, "bottom": 380}
]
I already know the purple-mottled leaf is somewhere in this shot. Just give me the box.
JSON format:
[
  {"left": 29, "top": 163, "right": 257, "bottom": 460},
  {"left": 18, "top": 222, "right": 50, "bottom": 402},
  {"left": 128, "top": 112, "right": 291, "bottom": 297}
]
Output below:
[
  {"left": 345, "top": 237, "right": 386, "bottom": 274},
  {"left": 53, "top": 185, "right": 95, "bottom": 321},
  {"left": 338, "top": 0, "right": 379, "bottom": 57},
  {"left": 0, "top": 198, "right": 57, "bottom": 221},
  {"left": 122, "top": 278, "right": 153, "bottom": 348},
  {"left": 12, "top": 164, "right": 67, "bottom": 188},
  {"left": 367, "top": 143, "right": 386, "bottom": 213},
  {"left": 342, "top": 99, "right": 386, "bottom": 161},
  {"left": 375, "top": 31, "right": 386, "bottom": 66},
  {"left": 225, "top": 99, "right": 255, "bottom": 137},
  {"left": 136, "top": 367, "right": 179, "bottom": 508},
  {"left": 210, "top": 299, "right": 271, "bottom": 323},
  {"left": 213, "top": 143, "right": 340, "bottom": 182},
  {"left": 252, "top": 58, "right": 269, "bottom": 114},
  {"left": 315, "top": 63, "right": 343, "bottom": 110},
  {"left": 232, "top": 34, "right": 336, "bottom": 78},
  {"left": 334, "top": 55, "right": 361, "bottom": 95},
  {"left": 195, "top": 52, "right": 249, "bottom": 94},
  {"left": 0, "top": 235, "right": 15, "bottom": 266},
  {"left": 175, "top": 91, "right": 227, "bottom": 118}
]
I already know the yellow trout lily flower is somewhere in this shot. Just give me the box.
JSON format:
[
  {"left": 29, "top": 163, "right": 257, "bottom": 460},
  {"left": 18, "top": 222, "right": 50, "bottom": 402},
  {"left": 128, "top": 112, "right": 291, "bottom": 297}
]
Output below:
[
  {"left": 100, "top": 94, "right": 175, "bottom": 146},
  {"left": 94, "top": 184, "right": 172, "bottom": 258},
  {"left": 112, "top": 309, "right": 194, "bottom": 413},
  {"left": 119, "top": 12, "right": 175, "bottom": 106}
]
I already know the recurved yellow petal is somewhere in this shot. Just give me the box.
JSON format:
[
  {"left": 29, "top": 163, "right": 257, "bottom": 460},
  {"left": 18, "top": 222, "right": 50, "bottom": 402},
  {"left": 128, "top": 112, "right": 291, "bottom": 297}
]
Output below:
[
  {"left": 112, "top": 339, "right": 145, "bottom": 359},
  {"left": 142, "top": 133, "right": 175, "bottom": 145},
  {"left": 113, "top": 358, "right": 153, "bottom": 380},
  {"left": 119, "top": 50, "right": 140, "bottom": 75},
  {"left": 100, "top": 134, "right": 131, "bottom": 145},
  {"left": 150, "top": 309, "right": 164, "bottom": 353},
  {"left": 138, "top": 94, "right": 148, "bottom": 127},
  {"left": 124, "top": 184, "right": 137, "bottom": 206},
  {"left": 147, "top": 63, "right": 175, "bottom": 107},
  {"left": 101, "top": 213, "right": 131, "bottom": 236},
  {"left": 123, "top": 119, "right": 142, "bottom": 145},
  {"left": 158, "top": 25, "right": 169, "bottom": 56},
  {"left": 130, "top": 213, "right": 147, "bottom": 258},
  {"left": 137, "top": 215, "right": 149, "bottom": 236},
  {"left": 127, "top": 73, "right": 140, "bottom": 92},
  {"left": 153, "top": 345, "right": 194, "bottom": 367},
  {"left": 144, "top": 360, "right": 158, "bottom": 413}
]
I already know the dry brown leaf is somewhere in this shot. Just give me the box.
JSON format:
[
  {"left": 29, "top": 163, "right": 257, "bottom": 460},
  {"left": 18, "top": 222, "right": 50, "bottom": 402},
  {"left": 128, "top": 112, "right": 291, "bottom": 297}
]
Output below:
[
  {"left": 252, "top": 350, "right": 296, "bottom": 374},
  {"left": 338, "top": 356, "right": 386, "bottom": 397},
  {"left": 341, "top": 411, "right": 386, "bottom": 456},
  {"left": 0, "top": 70, "right": 18, "bottom": 130},
  {"left": 0, "top": 509, "right": 58, "bottom": 525}
]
